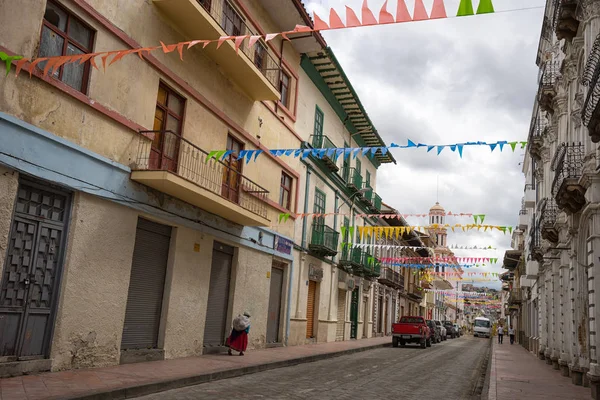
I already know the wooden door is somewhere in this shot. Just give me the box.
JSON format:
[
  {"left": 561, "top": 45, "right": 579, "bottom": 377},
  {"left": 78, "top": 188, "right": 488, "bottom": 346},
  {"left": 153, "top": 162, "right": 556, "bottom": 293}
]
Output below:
[
  {"left": 306, "top": 280, "right": 317, "bottom": 338},
  {"left": 221, "top": 135, "right": 243, "bottom": 203},
  {"left": 150, "top": 84, "right": 184, "bottom": 172}
]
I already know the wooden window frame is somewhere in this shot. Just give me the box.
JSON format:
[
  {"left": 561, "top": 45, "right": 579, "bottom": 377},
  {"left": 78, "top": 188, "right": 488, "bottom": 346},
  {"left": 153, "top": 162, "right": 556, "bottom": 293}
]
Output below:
[
  {"left": 279, "top": 70, "right": 291, "bottom": 109},
  {"left": 151, "top": 82, "right": 186, "bottom": 171},
  {"left": 221, "top": 134, "right": 245, "bottom": 203},
  {"left": 39, "top": 0, "right": 95, "bottom": 94},
  {"left": 279, "top": 172, "right": 293, "bottom": 210}
]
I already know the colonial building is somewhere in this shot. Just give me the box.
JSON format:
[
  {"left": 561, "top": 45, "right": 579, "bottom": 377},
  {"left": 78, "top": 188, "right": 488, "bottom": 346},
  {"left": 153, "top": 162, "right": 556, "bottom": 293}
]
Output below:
[
  {"left": 0, "top": 0, "right": 328, "bottom": 376},
  {"left": 507, "top": 0, "right": 600, "bottom": 396},
  {"left": 289, "top": 45, "right": 395, "bottom": 345}
]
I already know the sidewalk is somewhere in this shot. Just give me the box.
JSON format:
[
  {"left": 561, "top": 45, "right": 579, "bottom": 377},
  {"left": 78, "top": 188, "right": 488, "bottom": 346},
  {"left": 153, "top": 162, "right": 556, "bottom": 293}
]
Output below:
[
  {"left": 0, "top": 337, "right": 390, "bottom": 400},
  {"left": 487, "top": 339, "right": 590, "bottom": 400}
]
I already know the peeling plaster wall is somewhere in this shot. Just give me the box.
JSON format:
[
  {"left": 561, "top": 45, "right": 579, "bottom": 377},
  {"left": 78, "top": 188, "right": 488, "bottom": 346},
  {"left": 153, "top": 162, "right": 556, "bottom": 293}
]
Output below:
[
  {"left": 0, "top": 166, "right": 18, "bottom": 269},
  {"left": 51, "top": 192, "right": 137, "bottom": 371}
]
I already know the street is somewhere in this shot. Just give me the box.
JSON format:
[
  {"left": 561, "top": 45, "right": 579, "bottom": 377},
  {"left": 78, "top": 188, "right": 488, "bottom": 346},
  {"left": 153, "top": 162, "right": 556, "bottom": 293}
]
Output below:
[{"left": 134, "top": 336, "right": 490, "bottom": 400}]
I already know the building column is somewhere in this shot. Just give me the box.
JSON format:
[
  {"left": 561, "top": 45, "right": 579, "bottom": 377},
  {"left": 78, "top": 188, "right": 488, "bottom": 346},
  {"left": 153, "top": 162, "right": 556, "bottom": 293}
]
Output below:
[
  {"left": 539, "top": 273, "right": 548, "bottom": 359},
  {"left": 552, "top": 259, "right": 562, "bottom": 369}
]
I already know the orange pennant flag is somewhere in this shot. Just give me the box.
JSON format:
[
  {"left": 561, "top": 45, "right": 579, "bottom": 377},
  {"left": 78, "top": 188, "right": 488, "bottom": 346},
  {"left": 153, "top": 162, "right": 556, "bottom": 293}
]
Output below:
[
  {"left": 396, "top": 0, "right": 412, "bottom": 22},
  {"left": 188, "top": 40, "right": 207, "bottom": 49},
  {"left": 15, "top": 57, "right": 30, "bottom": 77},
  {"left": 160, "top": 41, "right": 177, "bottom": 53},
  {"left": 345, "top": 6, "right": 361, "bottom": 27},
  {"left": 379, "top": 0, "right": 394, "bottom": 24},
  {"left": 329, "top": 8, "right": 345, "bottom": 28},
  {"left": 217, "top": 36, "right": 234, "bottom": 49},
  {"left": 312, "top": 12, "right": 329, "bottom": 30},
  {"left": 234, "top": 36, "right": 248, "bottom": 54},
  {"left": 430, "top": 0, "right": 447, "bottom": 19},
  {"left": 361, "top": 0, "right": 378, "bottom": 25},
  {"left": 293, "top": 24, "right": 312, "bottom": 32}
]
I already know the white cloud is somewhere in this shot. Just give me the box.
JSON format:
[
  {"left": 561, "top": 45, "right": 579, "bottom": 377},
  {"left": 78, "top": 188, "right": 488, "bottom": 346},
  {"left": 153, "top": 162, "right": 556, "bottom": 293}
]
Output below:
[{"left": 304, "top": 0, "right": 545, "bottom": 287}]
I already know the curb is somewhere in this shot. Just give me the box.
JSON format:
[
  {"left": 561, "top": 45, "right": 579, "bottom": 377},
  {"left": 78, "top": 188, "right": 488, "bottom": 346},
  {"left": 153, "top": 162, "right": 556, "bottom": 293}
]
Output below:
[
  {"left": 63, "top": 342, "right": 391, "bottom": 400},
  {"left": 480, "top": 338, "right": 493, "bottom": 399},
  {"left": 486, "top": 340, "right": 497, "bottom": 400}
]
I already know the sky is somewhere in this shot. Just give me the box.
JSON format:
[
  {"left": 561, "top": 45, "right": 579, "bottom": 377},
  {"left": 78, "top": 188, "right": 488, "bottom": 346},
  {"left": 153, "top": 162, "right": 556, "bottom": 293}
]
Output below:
[{"left": 303, "top": 0, "right": 546, "bottom": 288}]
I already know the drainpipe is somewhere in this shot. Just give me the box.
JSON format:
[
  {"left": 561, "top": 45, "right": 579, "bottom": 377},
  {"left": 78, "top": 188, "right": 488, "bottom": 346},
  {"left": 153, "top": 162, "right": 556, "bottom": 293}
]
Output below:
[
  {"left": 296, "top": 166, "right": 311, "bottom": 318},
  {"left": 285, "top": 258, "right": 294, "bottom": 345}
]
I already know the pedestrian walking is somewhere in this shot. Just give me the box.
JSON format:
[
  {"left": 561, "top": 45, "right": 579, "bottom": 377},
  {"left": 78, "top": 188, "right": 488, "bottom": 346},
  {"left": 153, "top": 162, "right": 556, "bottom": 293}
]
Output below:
[
  {"left": 509, "top": 326, "right": 515, "bottom": 345},
  {"left": 227, "top": 312, "right": 251, "bottom": 356},
  {"left": 497, "top": 325, "right": 504, "bottom": 344}
]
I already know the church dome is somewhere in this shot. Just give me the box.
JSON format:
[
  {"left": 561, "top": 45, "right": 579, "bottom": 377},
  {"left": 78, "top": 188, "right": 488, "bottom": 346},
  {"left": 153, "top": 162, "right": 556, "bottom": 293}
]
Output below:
[{"left": 430, "top": 202, "right": 445, "bottom": 213}]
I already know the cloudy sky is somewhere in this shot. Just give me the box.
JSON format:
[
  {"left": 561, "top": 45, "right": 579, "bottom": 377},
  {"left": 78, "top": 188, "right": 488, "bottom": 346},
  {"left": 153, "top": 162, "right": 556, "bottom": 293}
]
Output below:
[{"left": 303, "top": 0, "right": 546, "bottom": 287}]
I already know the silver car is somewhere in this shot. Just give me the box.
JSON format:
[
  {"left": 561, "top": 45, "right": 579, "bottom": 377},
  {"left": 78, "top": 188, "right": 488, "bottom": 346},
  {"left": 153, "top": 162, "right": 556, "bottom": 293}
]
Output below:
[{"left": 434, "top": 320, "right": 447, "bottom": 341}]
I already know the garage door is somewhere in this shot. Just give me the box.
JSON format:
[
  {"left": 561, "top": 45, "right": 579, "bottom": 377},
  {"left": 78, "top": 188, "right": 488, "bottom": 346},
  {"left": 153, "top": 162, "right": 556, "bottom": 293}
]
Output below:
[{"left": 203, "top": 242, "right": 234, "bottom": 347}]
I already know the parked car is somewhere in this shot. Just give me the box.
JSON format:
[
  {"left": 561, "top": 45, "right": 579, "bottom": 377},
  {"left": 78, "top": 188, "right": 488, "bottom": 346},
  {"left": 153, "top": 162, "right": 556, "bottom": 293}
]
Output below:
[
  {"left": 454, "top": 324, "right": 462, "bottom": 337},
  {"left": 426, "top": 319, "right": 441, "bottom": 344},
  {"left": 443, "top": 321, "right": 457, "bottom": 338},
  {"left": 434, "top": 320, "right": 447, "bottom": 341},
  {"left": 392, "top": 316, "right": 430, "bottom": 348},
  {"left": 474, "top": 317, "right": 492, "bottom": 338}
]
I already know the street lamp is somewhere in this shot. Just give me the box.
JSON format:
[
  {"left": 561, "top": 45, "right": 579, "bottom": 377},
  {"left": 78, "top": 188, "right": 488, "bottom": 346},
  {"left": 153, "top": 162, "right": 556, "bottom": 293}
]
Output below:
[{"left": 335, "top": 188, "right": 369, "bottom": 214}]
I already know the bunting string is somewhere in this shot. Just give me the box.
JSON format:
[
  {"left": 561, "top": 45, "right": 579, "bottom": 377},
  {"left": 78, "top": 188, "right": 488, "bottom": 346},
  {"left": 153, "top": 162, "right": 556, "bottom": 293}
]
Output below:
[
  {"left": 279, "top": 212, "right": 488, "bottom": 223},
  {"left": 336, "top": 224, "right": 516, "bottom": 240},
  {"left": 381, "top": 256, "right": 499, "bottom": 263}
]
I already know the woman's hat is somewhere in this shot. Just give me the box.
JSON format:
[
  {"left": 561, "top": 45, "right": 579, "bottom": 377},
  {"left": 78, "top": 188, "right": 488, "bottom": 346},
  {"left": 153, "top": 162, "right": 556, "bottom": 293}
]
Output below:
[{"left": 243, "top": 312, "right": 251, "bottom": 317}]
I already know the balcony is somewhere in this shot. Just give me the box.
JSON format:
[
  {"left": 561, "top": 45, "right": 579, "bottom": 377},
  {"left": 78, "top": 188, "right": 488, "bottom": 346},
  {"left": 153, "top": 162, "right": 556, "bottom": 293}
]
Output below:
[
  {"left": 524, "top": 184, "right": 536, "bottom": 209},
  {"left": 528, "top": 112, "right": 547, "bottom": 161},
  {"left": 339, "top": 246, "right": 362, "bottom": 274},
  {"left": 408, "top": 283, "right": 423, "bottom": 301},
  {"left": 131, "top": 130, "right": 269, "bottom": 226},
  {"left": 552, "top": 143, "right": 587, "bottom": 214},
  {"left": 310, "top": 135, "right": 339, "bottom": 172},
  {"left": 582, "top": 33, "right": 600, "bottom": 142},
  {"left": 346, "top": 167, "right": 363, "bottom": 193},
  {"left": 518, "top": 209, "right": 529, "bottom": 230},
  {"left": 309, "top": 223, "right": 339, "bottom": 257},
  {"left": 509, "top": 289, "right": 523, "bottom": 305},
  {"left": 552, "top": 0, "right": 579, "bottom": 42},
  {"left": 538, "top": 61, "right": 560, "bottom": 114},
  {"left": 378, "top": 267, "right": 405, "bottom": 290},
  {"left": 529, "top": 221, "right": 543, "bottom": 262},
  {"left": 525, "top": 260, "right": 539, "bottom": 279},
  {"left": 362, "top": 252, "right": 381, "bottom": 279},
  {"left": 362, "top": 183, "right": 374, "bottom": 207},
  {"left": 153, "top": 0, "right": 281, "bottom": 101},
  {"left": 539, "top": 198, "right": 559, "bottom": 243},
  {"left": 373, "top": 193, "right": 382, "bottom": 213}
]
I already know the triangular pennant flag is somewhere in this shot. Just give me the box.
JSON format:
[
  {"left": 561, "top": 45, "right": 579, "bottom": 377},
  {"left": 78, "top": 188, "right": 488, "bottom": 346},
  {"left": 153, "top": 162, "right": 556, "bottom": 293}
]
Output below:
[
  {"left": 284, "top": 149, "right": 294, "bottom": 156},
  {"left": 248, "top": 36, "right": 261, "bottom": 49},
  {"left": 346, "top": 6, "right": 362, "bottom": 27},
  {"left": 329, "top": 9, "right": 345, "bottom": 29},
  {"left": 379, "top": 0, "right": 395, "bottom": 24},
  {"left": 313, "top": 12, "right": 330, "bottom": 30},
  {"left": 450, "top": 145, "right": 457, "bottom": 152},
  {"left": 413, "top": 0, "right": 429, "bottom": 21},
  {"left": 489, "top": 143, "right": 497, "bottom": 152},
  {"left": 520, "top": 141, "right": 527, "bottom": 148},
  {"left": 349, "top": 226, "right": 355, "bottom": 237},
  {"left": 265, "top": 33, "right": 279, "bottom": 42},
  {"left": 206, "top": 150, "right": 219, "bottom": 163},
  {"left": 407, "top": 139, "right": 417, "bottom": 147},
  {"left": 457, "top": 144, "right": 464, "bottom": 158},
  {"left": 341, "top": 226, "right": 347, "bottom": 239},
  {"left": 473, "top": 215, "right": 478, "bottom": 224},
  {"left": 396, "top": 0, "right": 412, "bottom": 22},
  {"left": 245, "top": 150, "right": 256, "bottom": 164},
  {"left": 294, "top": 149, "right": 303, "bottom": 158},
  {"left": 253, "top": 149, "right": 263, "bottom": 161},
  {"left": 234, "top": 36, "right": 248, "bottom": 54},
  {"left": 430, "top": 0, "right": 447, "bottom": 19},
  {"left": 437, "top": 145, "right": 445, "bottom": 155},
  {"left": 479, "top": 214, "right": 486, "bottom": 224},
  {"left": 456, "top": 0, "right": 474, "bottom": 16},
  {"left": 476, "top": 0, "right": 495, "bottom": 14},
  {"left": 427, "top": 145, "right": 435, "bottom": 152},
  {"left": 361, "top": 0, "right": 378, "bottom": 25},
  {"left": 508, "top": 226, "right": 513, "bottom": 234},
  {"left": 498, "top": 141, "right": 506, "bottom": 151},
  {"left": 220, "top": 150, "right": 232, "bottom": 160}
]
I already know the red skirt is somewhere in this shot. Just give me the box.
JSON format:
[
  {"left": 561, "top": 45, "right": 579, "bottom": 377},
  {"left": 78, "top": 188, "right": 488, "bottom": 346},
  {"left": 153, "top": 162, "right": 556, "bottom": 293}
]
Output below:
[{"left": 226, "top": 329, "right": 248, "bottom": 352}]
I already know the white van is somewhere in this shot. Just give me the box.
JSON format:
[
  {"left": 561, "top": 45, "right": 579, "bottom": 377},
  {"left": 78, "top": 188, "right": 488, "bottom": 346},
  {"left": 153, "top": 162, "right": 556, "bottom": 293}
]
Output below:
[{"left": 473, "top": 317, "right": 491, "bottom": 338}]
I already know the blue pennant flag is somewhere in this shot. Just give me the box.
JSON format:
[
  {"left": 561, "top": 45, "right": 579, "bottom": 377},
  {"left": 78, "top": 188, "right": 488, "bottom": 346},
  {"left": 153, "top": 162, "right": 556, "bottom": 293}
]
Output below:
[
  {"left": 498, "top": 141, "right": 507, "bottom": 151},
  {"left": 245, "top": 150, "right": 255, "bottom": 164},
  {"left": 457, "top": 144, "right": 464, "bottom": 158},
  {"left": 318, "top": 149, "right": 327, "bottom": 158},
  {"left": 437, "top": 145, "right": 445, "bottom": 155},
  {"left": 276, "top": 150, "right": 286, "bottom": 157},
  {"left": 381, "top": 147, "right": 389, "bottom": 156},
  {"left": 352, "top": 148, "right": 361, "bottom": 159},
  {"left": 370, "top": 147, "right": 378, "bottom": 156},
  {"left": 221, "top": 150, "right": 232, "bottom": 160},
  {"left": 489, "top": 143, "right": 497, "bottom": 152},
  {"left": 450, "top": 145, "right": 457, "bottom": 152},
  {"left": 336, "top": 148, "right": 345, "bottom": 157},
  {"left": 294, "top": 149, "right": 302, "bottom": 158},
  {"left": 407, "top": 139, "right": 417, "bottom": 148},
  {"left": 362, "top": 147, "right": 370, "bottom": 156},
  {"left": 237, "top": 150, "right": 248, "bottom": 161},
  {"left": 427, "top": 146, "right": 435, "bottom": 152},
  {"left": 417, "top": 143, "right": 426, "bottom": 148},
  {"left": 389, "top": 143, "right": 400, "bottom": 148},
  {"left": 302, "top": 149, "right": 311, "bottom": 159},
  {"left": 285, "top": 149, "right": 294, "bottom": 156},
  {"left": 327, "top": 148, "right": 336, "bottom": 158},
  {"left": 253, "top": 150, "right": 263, "bottom": 161},
  {"left": 311, "top": 149, "right": 320, "bottom": 157}
]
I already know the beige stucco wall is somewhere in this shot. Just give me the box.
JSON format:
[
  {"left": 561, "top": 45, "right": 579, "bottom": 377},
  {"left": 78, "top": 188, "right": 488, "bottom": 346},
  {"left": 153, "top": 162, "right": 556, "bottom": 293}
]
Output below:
[
  {"left": 51, "top": 192, "right": 138, "bottom": 371},
  {"left": 0, "top": 166, "right": 18, "bottom": 272},
  {"left": 0, "top": 0, "right": 299, "bottom": 237}
]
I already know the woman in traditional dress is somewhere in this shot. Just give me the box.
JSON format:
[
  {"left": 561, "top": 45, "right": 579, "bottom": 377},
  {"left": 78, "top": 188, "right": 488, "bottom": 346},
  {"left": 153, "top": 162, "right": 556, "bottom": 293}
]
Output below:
[{"left": 227, "top": 312, "right": 251, "bottom": 356}]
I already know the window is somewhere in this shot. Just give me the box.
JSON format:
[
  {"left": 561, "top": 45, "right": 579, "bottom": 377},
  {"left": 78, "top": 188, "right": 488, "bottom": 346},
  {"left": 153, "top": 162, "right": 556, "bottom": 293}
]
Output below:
[
  {"left": 279, "top": 172, "right": 292, "bottom": 210},
  {"left": 343, "top": 217, "right": 350, "bottom": 243},
  {"left": 222, "top": 1, "right": 243, "bottom": 37},
  {"left": 314, "top": 189, "right": 326, "bottom": 226},
  {"left": 355, "top": 159, "right": 361, "bottom": 177},
  {"left": 150, "top": 84, "right": 185, "bottom": 171},
  {"left": 366, "top": 171, "right": 371, "bottom": 189},
  {"left": 280, "top": 71, "right": 291, "bottom": 108},
  {"left": 342, "top": 141, "right": 350, "bottom": 181},
  {"left": 222, "top": 135, "right": 244, "bottom": 203},
  {"left": 39, "top": 0, "right": 94, "bottom": 92},
  {"left": 198, "top": 0, "right": 212, "bottom": 11}
]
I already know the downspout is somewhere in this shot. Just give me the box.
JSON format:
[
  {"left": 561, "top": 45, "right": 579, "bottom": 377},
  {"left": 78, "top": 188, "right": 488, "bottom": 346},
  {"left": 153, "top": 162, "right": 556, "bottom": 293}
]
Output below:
[
  {"left": 296, "top": 166, "right": 311, "bottom": 318},
  {"left": 285, "top": 259, "right": 294, "bottom": 345}
]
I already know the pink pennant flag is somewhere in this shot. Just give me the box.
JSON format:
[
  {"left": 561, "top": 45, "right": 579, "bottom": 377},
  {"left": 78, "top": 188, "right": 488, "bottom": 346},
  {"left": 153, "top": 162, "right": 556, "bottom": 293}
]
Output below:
[
  {"left": 248, "top": 35, "right": 261, "bottom": 48},
  {"left": 265, "top": 33, "right": 279, "bottom": 42},
  {"left": 361, "top": 0, "right": 378, "bottom": 25},
  {"left": 312, "top": 12, "right": 330, "bottom": 30},
  {"left": 217, "top": 36, "right": 234, "bottom": 49},
  {"left": 188, "top": 40, "right": 208, "bottom": 49},
  {"left": 379, "top": 0, "right": 394, "bottom": 24},
  {"left": 234, "top": 36, "right": 248, "bottom": 54},
  {"left": 430, "top": 0, "right": 447, "bottom": 19},
  {"left": 413, "top": 0, "right": 429, "bottom": 21},
  {"left": 293, "top": 24, "right": 312, "bottom": 32},
  {"left": 345, "top": 5, "right": 362, "bottom": 27},
  {"left": 329, "top": 8, "right": 345, "bottom": 28},
  {"left": 396, "top": 0, "right": 412, "bottom": 22}
]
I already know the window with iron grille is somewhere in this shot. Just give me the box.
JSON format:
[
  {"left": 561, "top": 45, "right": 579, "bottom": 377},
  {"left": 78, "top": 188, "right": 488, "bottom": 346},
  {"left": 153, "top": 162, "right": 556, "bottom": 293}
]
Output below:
[
  {"left": 279, "top": 172, "right": 292, "bottom": 210},
  {"left": 254, "top": 42, "right": 267, "bottom": 72},
  {"left": 39, "top": 0, "right": 95, "bottom": 93},
  {"left": 222, "top": 1, "right": 243, "bottom": 36}
]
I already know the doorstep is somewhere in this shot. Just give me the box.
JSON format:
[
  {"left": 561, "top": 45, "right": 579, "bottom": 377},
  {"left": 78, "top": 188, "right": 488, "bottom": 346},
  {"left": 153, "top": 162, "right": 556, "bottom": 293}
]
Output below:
[{"left": 0, "top": 336, "right": 390, "bottom": 400}]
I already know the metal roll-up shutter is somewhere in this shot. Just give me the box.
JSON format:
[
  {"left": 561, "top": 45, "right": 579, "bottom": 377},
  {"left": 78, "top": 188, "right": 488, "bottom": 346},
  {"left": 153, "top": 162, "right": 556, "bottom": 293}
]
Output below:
[
  {"left": 203, "top": 242, "right": 234, "bottom": 347},
  {"left": 266, "top": 266, "right": 284, "bottom": 343},
  {"left": 306, "top": 281, "right": 317, "bottom": 338},
  {"left": 336, "top": 289, "right": 346, "bottom": 341},
  {"left": 121, "top": 218, "right": 171, "bottom": 350}
]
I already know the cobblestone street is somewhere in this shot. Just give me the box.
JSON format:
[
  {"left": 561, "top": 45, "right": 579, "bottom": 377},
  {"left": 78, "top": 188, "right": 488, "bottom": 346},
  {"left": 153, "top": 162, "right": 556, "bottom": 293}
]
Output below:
[{"left": 135, "top": 336, "right": 489, "bottom": 400}]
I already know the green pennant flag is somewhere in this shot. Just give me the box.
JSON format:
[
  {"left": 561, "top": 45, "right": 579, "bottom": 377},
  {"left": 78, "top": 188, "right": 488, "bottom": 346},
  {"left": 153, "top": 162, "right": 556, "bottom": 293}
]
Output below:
[
  {"left": 500, "top": 226, "right": 507, "bottom": 233},
  {"left": 206, "top": 150, "right": 219, "bottom": 163},
  {"left": 349, "top": 226, "right": 355, "bottom": 237},
  {"left": 456, "top": 0, "right": 474, "bottom": 16},
  {"left": 341, "top": 226, "right": 347, "bottom": 239},
  {"left": 473, "top": 215, "right": 478, "bottom": 224},
  {"left": 278, "top": 213, "right": 290, "bottom": 223},
  {"left": 476, "top": 0, "right": 494, "bottom": 14},
  {"left": 479, "top": 214, "right": 486, "bottom": 224},
  {"left": 509, "top": 142, "right": 518, "bottom": 152},
  {"left": 520, "top": 141, "right": 527, "bottom": 149},
  {"left": 0, "top": 52, "right": 23, "bottom": 77},
  {"left": 508, "top": 226, "right": 513, "bottom": 234},
  {"left": 215, "top": 150, "right": 226, "bottom": 161}
]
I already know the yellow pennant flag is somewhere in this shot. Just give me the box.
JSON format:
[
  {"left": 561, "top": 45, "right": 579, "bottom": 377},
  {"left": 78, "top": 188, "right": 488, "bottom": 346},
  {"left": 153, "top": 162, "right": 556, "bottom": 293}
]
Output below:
[{"left": 395, "top": 227, "right": 401, "bottom": 239}]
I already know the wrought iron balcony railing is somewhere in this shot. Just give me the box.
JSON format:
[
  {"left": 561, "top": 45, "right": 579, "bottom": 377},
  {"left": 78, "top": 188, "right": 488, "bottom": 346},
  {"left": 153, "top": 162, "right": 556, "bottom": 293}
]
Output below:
[
  {"left": 552, "top": 0, "right": 580, "bottom": 41},
  {"left": 309, "top": 223, "right": 339, "bottom": 257},
  {"left": 379, "top": 267, "right": 404, "bottom": 289},
  {"left": 539, "top": 198, "right": 558, "bottom": 243},
  {"left": 196, "top": 0, "right": 281, "bottom": 89},
  {"left": 346, "top": 167, "right": 363, "bottom": 192},
  {"left": 340, "top": 246, "right": 362, "bottom": 271},
  {"left": 529, "top": 218, "right": 543, "bottom": 262},
  {"left": 373, "top": 193, "right": 382, "bottom": 212},
  {"left": 134, "top": 130, "right": 269, "bottom": 218},
  {"left": 310, "top": 135, "right": 339, "bottom": 172},
  {"left": 538, "top": 61, "right": 560, "bottom": 113},
  {"left": 552, "top": 142, "right": 586, "bottom": 213},
  {"left": 583, "top": 33, "right": 600, "bottom": 142}
]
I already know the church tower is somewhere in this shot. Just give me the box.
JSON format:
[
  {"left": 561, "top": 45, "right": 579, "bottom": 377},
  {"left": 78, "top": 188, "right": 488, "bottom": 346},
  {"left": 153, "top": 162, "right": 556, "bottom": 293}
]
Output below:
[{"left": 428, "top": 202, "right": 447, "bottom": 248}]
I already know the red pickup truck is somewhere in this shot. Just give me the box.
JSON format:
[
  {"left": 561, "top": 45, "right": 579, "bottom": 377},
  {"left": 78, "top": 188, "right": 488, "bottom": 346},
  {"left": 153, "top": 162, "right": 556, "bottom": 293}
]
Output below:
[{"left": 392, "top": 316, "right": 430, "bottom": 348}]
